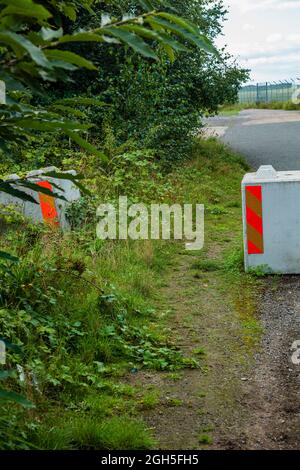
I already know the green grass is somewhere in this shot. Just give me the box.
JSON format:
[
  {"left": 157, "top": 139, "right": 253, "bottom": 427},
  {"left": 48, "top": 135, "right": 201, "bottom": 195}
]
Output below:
[
  {"left": 191, "top": 260, "right": 220, "bottom": 272},
  {"left": 34, "top": 416, "right": 156, "bottom": 450},
  {"left": 139, "top": 390, "right": 160, "bottom": 409},
  {"left": 198, "top": 433, "right": 213, "bottom": 445}
]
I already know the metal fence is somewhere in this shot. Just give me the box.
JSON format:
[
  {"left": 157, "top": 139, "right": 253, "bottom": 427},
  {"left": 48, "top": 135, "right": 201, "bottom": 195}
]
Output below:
[{"left": 238, "top": 80, "right": 300, "bottom": 104}]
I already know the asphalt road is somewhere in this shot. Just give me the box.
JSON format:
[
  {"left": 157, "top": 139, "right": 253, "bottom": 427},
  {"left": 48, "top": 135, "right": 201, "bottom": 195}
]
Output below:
[{"left": 205, "top": 109, "right": 300, "bottom": 171}]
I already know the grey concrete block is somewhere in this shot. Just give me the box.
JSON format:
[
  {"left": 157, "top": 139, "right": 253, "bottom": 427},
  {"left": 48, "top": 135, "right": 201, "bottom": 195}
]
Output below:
[
  {"left": 0, "top": 166, "right": 81, "bottom": 230},
  {"left": 242, "top": 165, "right": 300, "bottom": 273}
]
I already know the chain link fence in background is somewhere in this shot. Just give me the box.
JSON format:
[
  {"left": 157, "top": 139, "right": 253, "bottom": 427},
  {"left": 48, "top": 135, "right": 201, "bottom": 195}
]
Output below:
[{"left": 239, "top": 79, "right": 300, "bottom": 104}]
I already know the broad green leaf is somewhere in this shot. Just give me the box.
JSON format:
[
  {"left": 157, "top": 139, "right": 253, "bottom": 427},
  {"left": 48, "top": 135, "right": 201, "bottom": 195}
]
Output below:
[
  {"left": 119, "top": 25, "right": 189, "bottom": 53},
  {"left": 0, "top": 370, "right": 16, "bottom": 380},
  {"left": 0, "top": 339, "right": 22, "bottom": 354},
  {"left": 42, "top": 171, "right": 85, "bottom": 181},
  {"left": 66, "top": 130, "right": 109, "bottom": 163},
  {"left": 0, "top": 251, "right": 19, "bottom": 263},
  {"left": 13, "top": 118, "right": 91, "bottom": 132},
  {"left": 0, "top": 388, "right": 35, "bottom": 408},
  {"left": 45, "top": 50, "right": 97, "bottom": 70},
  {"left": 0, "top": 32, "right": 50, "bottom": 68},
  {"left": 41, "top": 172, "right": 90, "bottom": 195},
  {"left": 59, "top": 32, "right": 104, "bottom": 44},
  {"left": 156, "top": 31, "right": 190, "bottom": 52},
  {"left": 62, "top": 4, "right": 77, "bottom": 21},
  {"left": 147, "top": 17, "right": 217, "bottom": 55},
  {"left": 0, "top": 182, "right": 38, "bottom": 204},
  {"left": 119, "top": 24, "right": 160, "bottom": 41},
  {"left": 138, "top": 0, "right": 154, "bottom": 11},
  {"left": 162, "top": 44, "right": 175, "bottom": 62},
  {"left": 104, "top": 26, "right": 158, "bottom": 60},
  {"left": 0, "top": 72, "right": 24, "bottom": 91},
  {"left": 156, "top": 0, "right": 178, "bottom": 12},
  {"left": 46, "top": 60, "right": 78, "bottom": 71},
  {"left": 157, "top": 12, "right": 199, "bottom": 35},
  {"left": 17, "top": 181, "right": 67, "bottom": 201},
  {"left": 49, "top": 104, "right": 86, "bottom": 118},
  {"left": 0, "top": 0, "right": 51, "bottom": 21}
]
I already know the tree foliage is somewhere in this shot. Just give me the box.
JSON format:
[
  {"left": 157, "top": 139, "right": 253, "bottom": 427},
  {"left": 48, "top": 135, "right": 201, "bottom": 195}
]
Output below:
[
  {"left": 0, "top": 0, "right": 220, "bottom": 203},
  {"left": 54, "top": 0, "right": 249, "bottom": 164}
]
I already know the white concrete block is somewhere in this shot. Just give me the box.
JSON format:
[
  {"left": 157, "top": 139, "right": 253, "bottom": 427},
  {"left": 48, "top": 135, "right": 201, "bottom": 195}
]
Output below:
[
  {"left": 0, "top": 167, "right": 81, "bottom": 230},
  {"left": 242, "top": 165, "right": 300, "bottom": 273}
]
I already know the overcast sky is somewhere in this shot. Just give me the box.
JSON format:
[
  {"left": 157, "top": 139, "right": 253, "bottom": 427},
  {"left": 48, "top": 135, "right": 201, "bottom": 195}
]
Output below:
[{"left": 216, "top": 0, "right": 300, "bottom": 83}]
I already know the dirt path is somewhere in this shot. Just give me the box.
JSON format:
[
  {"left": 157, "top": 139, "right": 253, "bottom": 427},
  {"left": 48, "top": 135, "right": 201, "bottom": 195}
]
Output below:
[{"left": 128, "top": 252, "right": 300, "bottom": 450}]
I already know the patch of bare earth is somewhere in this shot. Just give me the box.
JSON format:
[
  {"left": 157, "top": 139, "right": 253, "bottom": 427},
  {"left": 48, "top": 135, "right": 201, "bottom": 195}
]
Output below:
[{"left": 127, "top": 253, "right": 300, "bottom": 450}]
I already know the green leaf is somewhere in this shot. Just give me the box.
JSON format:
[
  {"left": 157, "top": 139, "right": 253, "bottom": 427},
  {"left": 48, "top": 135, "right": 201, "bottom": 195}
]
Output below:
[
  {"left": 104, "top": 26, "right": 158, "bottom": 60},
  {"left": 12, "top": 118, "right": 91, "bottom": 132},
  {"left": 162, "top": 44, "right": 175, "bottom": 62},
  {"left": 62, "top": 4, "right": 77, "bottom": 21},
  {"left": 157, "top": 13, "right": 199, "bottom": 35},
  {"left": 119, "top": 24, "right": 159, "bottom": 41},
  {"left": 0, "top": 32, "right": 50, "bottom": 68},
  {"left": 30, "top": 171, "right": 90, "bottom": 195},
  {"left": 42, "top": 171, "right": 84, "bottom": 181},
  {"left": 66, "top": 131, "right": 109, "bottom": 163},
  {"left": 45, "top": 50, "right": 97, "bottom": 70},
  {"left": 0, "top": 388, "right": 35, "bottom": 408},
  {"left": 0, "top": 339, "right": 22, "bottom": 354},
  {"left": 49, "top": 104, "right": 86, "bottom": 118},
  {"left": 0, "top": 182, "right": 38, "bottom": 204},
  {"left": 156, "top": 0, "right": 178, "bottom": 12},
  {"left": 147, "top": 16, "right": 217, "bottom": 55},
  {"left": 17, "top": 181, "right": 67, "bottom": 201},
  {"left": 0, "top": 370, "right": 16, "bottom": 380},
  {"left": 119, "top": 24, "right": 187, "bottom": 51},
  {"left": 0, "top": 0, "right": 51, "bottom": 21},
  {"left": 59, "top": 32, "right": 104, "bottom": 44},
  {"left": 0, "top": 251, "right": 19, "bottom": 263},
  {"left": 41, "top": 172, "right": 90, "bottom": 195},
  {"left": 137, "top": 0, "right": 154, "bottom": 11}
]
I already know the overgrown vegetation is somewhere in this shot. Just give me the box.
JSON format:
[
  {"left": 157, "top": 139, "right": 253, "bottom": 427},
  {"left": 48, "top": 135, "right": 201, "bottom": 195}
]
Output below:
[
  {"left": 0, "top": 0, "right": 249, "bottom": 450},
  {"left": 1, "top": 136, "right": 259, "bottom": 449}
]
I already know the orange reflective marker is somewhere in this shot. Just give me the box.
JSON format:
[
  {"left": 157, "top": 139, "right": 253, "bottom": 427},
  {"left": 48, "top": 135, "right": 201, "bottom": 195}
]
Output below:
[
  {"left": 245, "top": 185, "right": 264, "bottom": 255},
  {"left": 37, "top": 181, "right": 59, "bottom": 227}
]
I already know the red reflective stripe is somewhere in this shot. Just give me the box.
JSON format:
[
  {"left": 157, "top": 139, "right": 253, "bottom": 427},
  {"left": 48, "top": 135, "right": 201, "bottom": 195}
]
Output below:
[
  {"left": 37, "top": 181, "right": 59, "bottom": 226},
  {"left": 248, "top": 240, "right": 262, "bottom": 255},
  {"left": 246, "top": 185, "right": 262, "bottom": 202},
  {"left": 246, "top": 206, "right": 263, "bottom": 235},
  {"left": 245, "top": 185, "right": 264, "bottom": 254}
]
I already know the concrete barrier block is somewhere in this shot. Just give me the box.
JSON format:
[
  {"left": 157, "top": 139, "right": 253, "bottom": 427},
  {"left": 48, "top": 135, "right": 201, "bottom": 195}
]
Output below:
[
  {"left": 0, "top": 166, "right": 81, "bottom": 230},
  {"left": 242, "top": 165, "right": 300, "bottom": 273}
]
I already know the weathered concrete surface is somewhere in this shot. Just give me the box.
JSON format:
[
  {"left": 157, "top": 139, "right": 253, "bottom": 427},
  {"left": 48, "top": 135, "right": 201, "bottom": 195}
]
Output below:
[
  {"left": 242, "top": 165, "right": 300, "bottom": 273},
  {"left": 204, "top": 109, "right": 300, "bottom": 171},
  {"left": 0, "top": 166, "right": 80, "bottom": 229}
]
